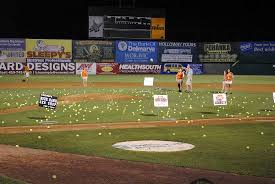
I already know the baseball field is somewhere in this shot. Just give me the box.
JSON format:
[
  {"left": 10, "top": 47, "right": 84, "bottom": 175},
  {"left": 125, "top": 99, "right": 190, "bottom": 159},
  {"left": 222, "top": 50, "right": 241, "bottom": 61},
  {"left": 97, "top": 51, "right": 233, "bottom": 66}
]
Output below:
[{"left": 0, "top": 74, "right": 275, "bottom": 184}]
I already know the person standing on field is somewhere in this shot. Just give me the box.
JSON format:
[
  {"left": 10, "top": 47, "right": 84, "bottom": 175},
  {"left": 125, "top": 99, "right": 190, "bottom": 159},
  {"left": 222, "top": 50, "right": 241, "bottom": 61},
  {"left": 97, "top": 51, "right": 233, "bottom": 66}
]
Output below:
[
  {"left": 225, "top": 69, "right": 234, "bottom": 94},
  {"left": 23, "top": 63, "right": 30, "bottom": 82},
  {"left": 81, "top": 67, "right": 88, "bottom": 87},
  {"left": 176, "top": 68, "right": 184, "bottom": 92},
  {"left": 185, "top": 64, "right": 193, "bottom": 93}
]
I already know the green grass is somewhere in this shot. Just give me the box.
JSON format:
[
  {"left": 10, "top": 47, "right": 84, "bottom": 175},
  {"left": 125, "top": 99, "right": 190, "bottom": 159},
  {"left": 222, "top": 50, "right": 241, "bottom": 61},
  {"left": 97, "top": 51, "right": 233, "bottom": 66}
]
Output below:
[
  {"left": 0, "top": 74, "right": 275, "bottom": 84},
  {"left": 0, "top": 175, "right": 27, "bottom": 184},
  {"left": 1, "top": 87, "right": 275, "bottom": 127},
  {"left": 0, "top": 75, "right": 275, "bottom": 127},
  {"left": 0, "top": 123, "right": 274, "bottom": 178}
]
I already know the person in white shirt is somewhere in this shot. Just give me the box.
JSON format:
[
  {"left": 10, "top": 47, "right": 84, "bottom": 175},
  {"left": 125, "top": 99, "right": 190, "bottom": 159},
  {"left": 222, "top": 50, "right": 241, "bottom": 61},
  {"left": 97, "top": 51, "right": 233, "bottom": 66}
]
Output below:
[{"left": 185, "top": 64, "right": 193, "bottom": 93}]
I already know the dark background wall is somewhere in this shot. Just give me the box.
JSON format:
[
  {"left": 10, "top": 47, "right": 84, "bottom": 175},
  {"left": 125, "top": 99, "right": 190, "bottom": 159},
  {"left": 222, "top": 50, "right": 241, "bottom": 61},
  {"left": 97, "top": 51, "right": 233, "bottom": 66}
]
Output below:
[{"left": 0, "top": 0, "right": 275, "bottom": 41}]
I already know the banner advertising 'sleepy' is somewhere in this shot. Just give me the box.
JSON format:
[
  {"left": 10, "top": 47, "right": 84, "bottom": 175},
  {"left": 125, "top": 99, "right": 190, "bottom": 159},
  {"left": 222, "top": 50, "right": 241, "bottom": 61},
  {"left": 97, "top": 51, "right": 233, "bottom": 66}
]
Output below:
[
  {"left": 26, "top": 39, "right": 72, "bottom": 62},
  {"left": 96, "top": 63, "right": 119, "bottom": 75},
  {"left": 73, "top": 40, "right": 114, "bottom": 63},
  {"left": 198, "top": 42, "right": 239, "bottom": 63},
  {"left": 0, "top": 38, "right": 25, "bottom": 62},
  {"left": 240, "top": 42, "right": 275, "bottom": 63},
  {"left": 75, "top": 63, "right": 96, "bottom": 75},
  {"left": 119, "top": 64, "right": 161, "bottom": 74},
  {"left": 162, "top": 63, "right": 203, "bottom": 74},
  {"left": 158, "top": 42, "right": 197, "bottom": 63},
  {"left": 115, "top": 41, "right": 158, "bottom": 63},
  {"left": 0, "top": 62, "right": 75, "bottom": 75}
]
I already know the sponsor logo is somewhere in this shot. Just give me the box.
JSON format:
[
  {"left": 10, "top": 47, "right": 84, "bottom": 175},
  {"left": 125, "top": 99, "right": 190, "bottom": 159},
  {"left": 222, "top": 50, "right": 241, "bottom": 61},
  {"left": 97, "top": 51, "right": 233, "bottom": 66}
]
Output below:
[
  {"left": 119, "top": 64, "right": 161, "bottom": 70},
  {"left": 151, "top": 24, "right": 165, "bottom": 30},
  {"left": 240, "top": 43, "right": 253, "bottom": 52},
  {"left": 27, "top": 51, "right": 71, "bottom": 59},
  {"left": 204, "top": 43, "right": 231, "bottom": 53},
  {"left": 118, "top": 41, "right": 128, "bottom": 51},
  {"left": 102, "top": 66, "right": 113, "bottom": 72},
  {"left": 159, "top": 42, "right": 196, "bottom": 47},
  {"left": 112, "top": 140, "right": 195, "bottom": 152},
  {"left": 76, "top": 63, "right": 94, "bottom": 70}
]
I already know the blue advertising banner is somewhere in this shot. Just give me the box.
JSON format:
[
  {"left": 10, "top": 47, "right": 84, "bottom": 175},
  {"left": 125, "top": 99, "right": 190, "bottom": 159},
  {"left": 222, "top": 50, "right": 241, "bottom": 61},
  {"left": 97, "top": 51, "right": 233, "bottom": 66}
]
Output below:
[
  {"left": 158, "top": 42, "right": 198, "bottom": 63},
  {"left": 161, "top": 63, "right": 203, "bottom": 74},
  {"left": 115, "top": 41, "right": 158, "bottom": 63},
  {"left": 0, "top": 38, "right": 25, "bottom": 62},
  {"left": 240, "top": 42, "right": 275, "bottom": 63}
]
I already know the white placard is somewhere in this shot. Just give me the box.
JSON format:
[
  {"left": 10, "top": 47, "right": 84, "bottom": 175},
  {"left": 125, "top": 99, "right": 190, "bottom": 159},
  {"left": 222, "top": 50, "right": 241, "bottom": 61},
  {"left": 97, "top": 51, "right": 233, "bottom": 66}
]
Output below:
[
  {"left": 213, "top": 93, "right": 227, "bottom": 106},
  {"left": 154, "top": 95, "right": 168, "bottom": 107},
  {"left": 144, "top": 77, "right": 154, "bottom": 86},
  {"left": 273, "top": 92, "right": 275, "bottom": 103}
]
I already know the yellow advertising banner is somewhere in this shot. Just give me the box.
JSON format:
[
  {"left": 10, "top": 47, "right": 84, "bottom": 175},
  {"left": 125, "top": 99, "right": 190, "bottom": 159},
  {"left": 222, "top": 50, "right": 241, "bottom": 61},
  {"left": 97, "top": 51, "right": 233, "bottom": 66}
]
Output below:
[
  {"left": 26, "top": 39, "right": 72, "bottom": 59},
  {"left": 151, "top": 18, "right": 165, "bottom": 40}
]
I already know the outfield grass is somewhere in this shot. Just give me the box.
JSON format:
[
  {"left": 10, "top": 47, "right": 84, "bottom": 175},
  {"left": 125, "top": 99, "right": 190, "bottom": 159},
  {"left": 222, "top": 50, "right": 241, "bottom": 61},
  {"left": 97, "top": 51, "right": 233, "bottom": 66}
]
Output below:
[
  {"left": 0, "top": 123, "right": 274, "bottom": 178},
  {"left": 0, "top": 175, "right": 27, "bottom": 184},
  {"left": 0, "top": 74, "right": 275, "bottom": 84},
  {"left": 0, "top": 87, "right": 275, "bottom": 127}
]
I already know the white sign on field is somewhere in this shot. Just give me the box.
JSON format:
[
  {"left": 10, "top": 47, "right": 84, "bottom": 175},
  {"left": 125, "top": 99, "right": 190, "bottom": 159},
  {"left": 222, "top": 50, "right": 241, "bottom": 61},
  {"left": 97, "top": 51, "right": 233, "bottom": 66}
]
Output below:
[
  {"left": 273, "top": 92, "right": 275, "bottom": 103},
  {"left": 154, "top": 95, "right": 168, "bottom": 107},
  {"left": 213, "top": 93, "right": 227, "bottom": 106},
  {"left": 144, "top": 77, "right": 154, "bottom": 86}
]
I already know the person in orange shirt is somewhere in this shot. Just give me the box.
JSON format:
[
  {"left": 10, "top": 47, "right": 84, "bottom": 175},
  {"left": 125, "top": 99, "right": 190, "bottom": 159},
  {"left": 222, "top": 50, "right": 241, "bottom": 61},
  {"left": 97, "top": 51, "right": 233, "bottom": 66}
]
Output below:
[
  {"left": 176, "top": 68, "right": 184, "bottom": 92},
  {"left": 23, "top": 63, "right": 30, "bottom": 82},
  {"left": 225, "top": 69, "right": 234, "bottom": 94},
  {"left": 81, "top": 67, "right": 88, "bottom": 87}
]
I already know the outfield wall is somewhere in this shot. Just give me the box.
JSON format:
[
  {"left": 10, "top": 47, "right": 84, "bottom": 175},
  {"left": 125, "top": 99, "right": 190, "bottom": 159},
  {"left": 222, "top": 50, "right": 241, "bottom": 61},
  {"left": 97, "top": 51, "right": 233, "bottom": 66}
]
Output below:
[{"left": 0, "top": 39, "right": 275, "bottom": 75}]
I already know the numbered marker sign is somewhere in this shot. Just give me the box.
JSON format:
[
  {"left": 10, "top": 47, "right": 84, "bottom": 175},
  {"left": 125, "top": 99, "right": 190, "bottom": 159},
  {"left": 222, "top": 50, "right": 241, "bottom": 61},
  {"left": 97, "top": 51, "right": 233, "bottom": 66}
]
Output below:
[
  {"left": 39, "top": 94, "right": 58, "bottom": 109},
  {"left": 154, "top": 95, "right": 168, "bottom": 107},
  {"left": 144, "top": 77, "right": 154, "bottom": 86},
  {"left": 213, "top": 94, "right": 227, "bottom": 106},
  {"left": 273, "top": 92, "right": 275, "bottom": 103}
]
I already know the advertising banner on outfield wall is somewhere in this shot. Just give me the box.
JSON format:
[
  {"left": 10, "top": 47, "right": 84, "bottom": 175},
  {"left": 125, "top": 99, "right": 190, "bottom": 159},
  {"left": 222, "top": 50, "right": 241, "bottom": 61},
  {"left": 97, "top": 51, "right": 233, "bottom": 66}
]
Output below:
[
  {"left": 73, "top": 40, "right": 114, "bottom": 63},
  {"left": 198, "top": 42, "right": 239, "bottom": 63},
  {"left": 26, "top": 39, "right": 72, "bottom": 62},
  {"left": 96, "top": 63, "right": 119, "bottom": 75},
  {"left": 0, "top": 62, "right": 75, "bottom": 75},
  {"left": 0, "top": 62, "right": 25, "bottom": 74},
  {"left": 0, "top": 38, "right": 25, "bottom": 62},
  {"left": 240, "top": 42, "right": 275, "bottom": 63},
  {"left": 115, "top": 41, "right": 158, "bottom": 63},
  {"left": 75, "top": 63, "right": 96, "bottom": 75},
  {"left": 158, "top": 42, "right": 197, "bottom": 63},
  {"left": 162, "top": 63, "right": 203, "bottom": 74},
  {"left": 119, "top": 64, "right": 161, "bottom": 74}
]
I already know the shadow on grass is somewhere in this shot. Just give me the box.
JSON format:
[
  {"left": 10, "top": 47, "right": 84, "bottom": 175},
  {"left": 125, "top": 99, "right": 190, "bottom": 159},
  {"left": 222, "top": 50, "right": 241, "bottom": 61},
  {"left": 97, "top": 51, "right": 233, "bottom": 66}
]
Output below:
[
  {"left": 140, "top": 113, "right": 158, "bottom": 117},
  {"left": 199, "top": 112, "right": 216, "bottom": 115},
  {"left": 259, "top": 109, "right": 275, "bottom": 112},
  {"left": 28, "top": 117, "right": 46, "bottom": 120}
]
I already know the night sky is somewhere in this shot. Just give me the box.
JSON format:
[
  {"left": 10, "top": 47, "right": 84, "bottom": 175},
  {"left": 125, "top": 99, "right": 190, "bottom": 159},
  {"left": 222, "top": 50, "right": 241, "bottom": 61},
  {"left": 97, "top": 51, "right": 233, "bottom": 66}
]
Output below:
[{"left": 1, "top": 0, "right": 275, "bottom": 41}]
